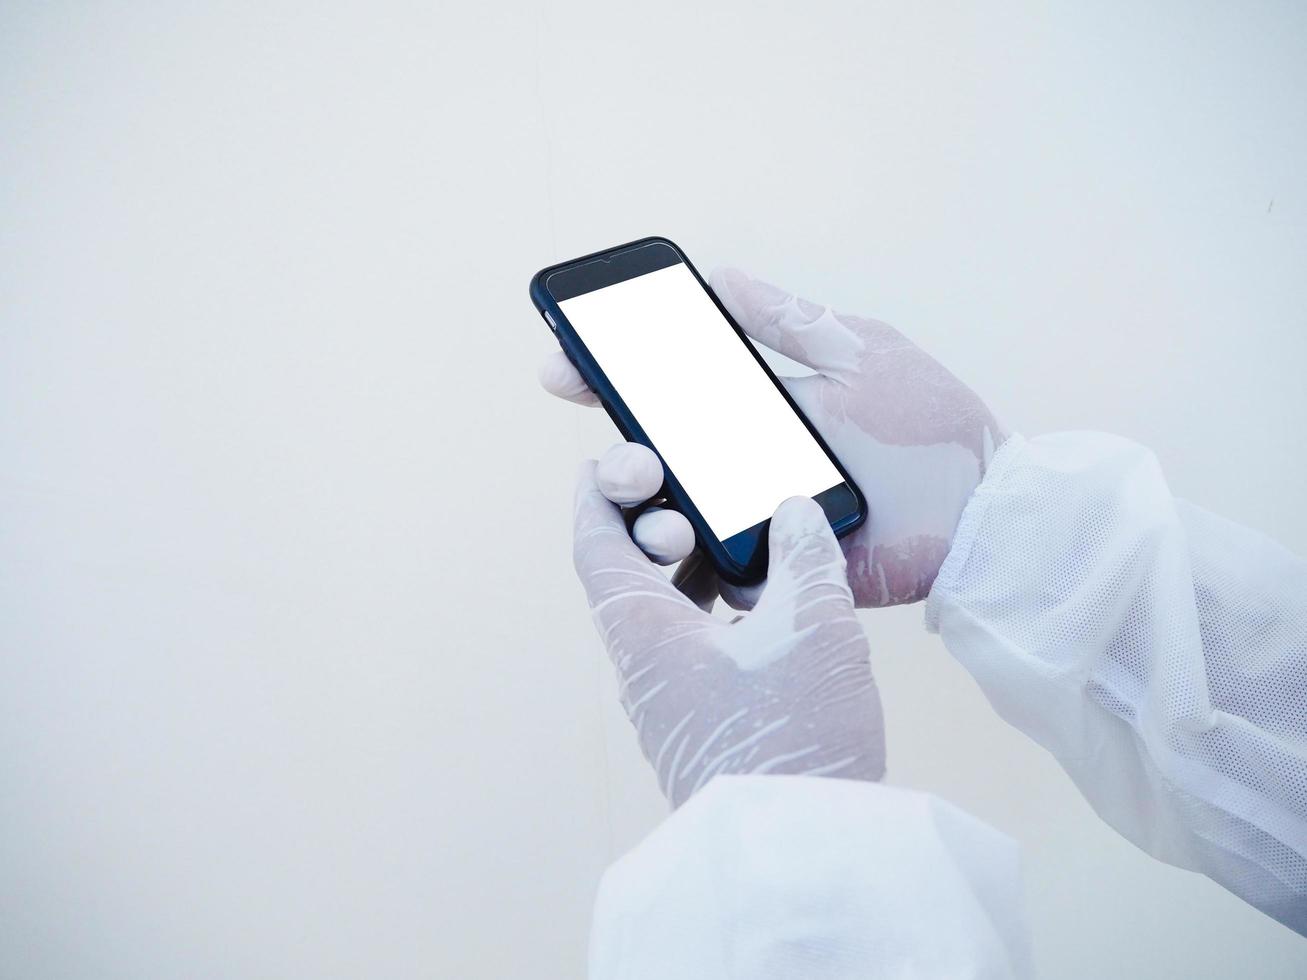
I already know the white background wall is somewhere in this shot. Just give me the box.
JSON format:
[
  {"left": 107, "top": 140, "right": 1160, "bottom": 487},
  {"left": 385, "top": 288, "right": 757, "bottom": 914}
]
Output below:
[{"left": 2, "top": 2, "right": 1305, "bottom": 976}]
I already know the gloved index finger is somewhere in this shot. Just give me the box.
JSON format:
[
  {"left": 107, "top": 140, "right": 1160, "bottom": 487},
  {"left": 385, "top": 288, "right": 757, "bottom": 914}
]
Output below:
[
  {"left": 596, "top": 442, "right": 665, "bottom": 506},
  {"left": 573, "top": 461, "right": 711, "bottom": 636},
  {"left": 538, "top": 349, "right": 599, "bottom": 406}
]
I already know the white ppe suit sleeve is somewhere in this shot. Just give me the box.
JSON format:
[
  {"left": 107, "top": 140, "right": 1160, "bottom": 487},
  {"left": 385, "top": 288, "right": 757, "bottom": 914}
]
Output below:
[
  {"left": 589, "top": 775, "right": 1031, "bottom": 980},
  {"left": 926, "top": 432, "right": 1307, "bottom": 934}
]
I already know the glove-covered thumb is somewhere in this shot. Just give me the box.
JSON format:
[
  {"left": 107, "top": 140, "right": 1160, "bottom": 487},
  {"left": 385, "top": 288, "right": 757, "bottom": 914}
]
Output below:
[{"left": 762, "top": 497, "right": 855, "bottom": 614}]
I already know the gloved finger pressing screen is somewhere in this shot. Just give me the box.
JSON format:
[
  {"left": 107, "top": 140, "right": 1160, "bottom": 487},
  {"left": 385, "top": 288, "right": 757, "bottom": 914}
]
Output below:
[{"left": 573, "top": 461, "right": 885, "bottom": 807}]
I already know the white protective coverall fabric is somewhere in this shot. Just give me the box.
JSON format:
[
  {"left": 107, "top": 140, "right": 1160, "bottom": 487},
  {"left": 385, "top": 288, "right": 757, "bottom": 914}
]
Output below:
[
  {"left": 589, "top": 774, "right": 1031, "bottom": 980},
  {"left": 927, "top": 431, "right": 1307, "bottom": 934}
]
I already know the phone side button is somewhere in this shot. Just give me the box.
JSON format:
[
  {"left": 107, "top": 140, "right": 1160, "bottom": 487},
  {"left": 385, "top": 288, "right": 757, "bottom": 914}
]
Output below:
[{"left": 542, "top": 310, "right": 558, "bottom": 332}]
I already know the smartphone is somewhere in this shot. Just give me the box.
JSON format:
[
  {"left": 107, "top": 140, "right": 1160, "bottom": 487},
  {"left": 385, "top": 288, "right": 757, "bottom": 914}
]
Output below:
[{"left": 531, "top": 237, "right": 866, "bottom": 584}]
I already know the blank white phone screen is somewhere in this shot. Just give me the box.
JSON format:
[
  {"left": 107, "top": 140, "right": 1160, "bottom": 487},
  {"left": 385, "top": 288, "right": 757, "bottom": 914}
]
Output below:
[{"left": 558, "top": 262, "right": 845, "bottom": 540}]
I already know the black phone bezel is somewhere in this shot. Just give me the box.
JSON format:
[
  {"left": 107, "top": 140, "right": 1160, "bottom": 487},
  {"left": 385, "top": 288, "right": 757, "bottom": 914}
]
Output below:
[{"left": 530, "top": 236, "right": 866, "bottom": 585}]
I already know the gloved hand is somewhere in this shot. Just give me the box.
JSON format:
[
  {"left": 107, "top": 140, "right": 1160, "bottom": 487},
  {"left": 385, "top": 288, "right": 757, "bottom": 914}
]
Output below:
[
  {"left": 541, "top": 267, "right": 1005, "bottom": 607},
  {"left": 574, "top": 453, "right": 885, "bottom": 807}
]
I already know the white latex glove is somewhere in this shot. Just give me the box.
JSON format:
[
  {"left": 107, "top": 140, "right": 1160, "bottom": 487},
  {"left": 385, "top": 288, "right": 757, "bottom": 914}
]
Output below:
[
  {"left": 541, "top": 266, "right": 1005, "bottom": 607},
  {"left": 573, "top": 456, "right": 885, "bottom": 807}
]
